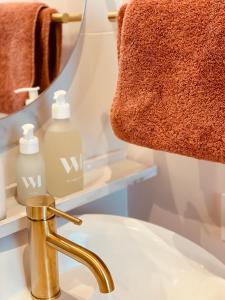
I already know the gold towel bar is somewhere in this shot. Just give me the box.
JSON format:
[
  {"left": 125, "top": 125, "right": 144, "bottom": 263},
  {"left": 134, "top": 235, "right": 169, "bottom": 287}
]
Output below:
[
  {"left": 51, "top": 13, "right": 82, "bottom": 23},
  {"left": 51, "top": 12, "right": 118, "bottom": 23},
  {"left": 108, "top": 11, "right": 118, "bottom": 21}
]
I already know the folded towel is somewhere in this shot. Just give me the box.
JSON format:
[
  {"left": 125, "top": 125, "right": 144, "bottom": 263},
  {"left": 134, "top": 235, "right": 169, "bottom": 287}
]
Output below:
[
  {"left": 0, "top": 3, "right": 62, "bottom": 114},
  {"left": 111, "top": 0, "right": 225, "bottom": 164}
]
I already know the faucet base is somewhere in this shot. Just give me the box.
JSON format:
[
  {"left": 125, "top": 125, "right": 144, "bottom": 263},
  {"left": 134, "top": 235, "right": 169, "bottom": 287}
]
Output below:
[{"left": 31, "top": 290, "right": 61, "bottom": 300}]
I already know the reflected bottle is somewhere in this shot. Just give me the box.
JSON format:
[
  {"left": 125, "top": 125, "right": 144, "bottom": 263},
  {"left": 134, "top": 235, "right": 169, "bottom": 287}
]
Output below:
[{"left": 44, "top": 90, "right": 83, "bottom": 197}]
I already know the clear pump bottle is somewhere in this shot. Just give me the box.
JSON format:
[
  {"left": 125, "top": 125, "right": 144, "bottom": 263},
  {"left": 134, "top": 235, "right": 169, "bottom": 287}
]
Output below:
[
  {"left": 16, "top": 124, "right": 46, "bottom": 205},
  {"left": 44, "top": 90, "right": 83, "bottom": 197}
]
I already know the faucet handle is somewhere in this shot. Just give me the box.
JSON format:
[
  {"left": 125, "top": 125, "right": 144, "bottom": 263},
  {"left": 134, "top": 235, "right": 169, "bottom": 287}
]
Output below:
[
  {"left": 26, "top": 196, "right": 82, "bottom": 225},
  {"left": 48, "top": 206, "right": 82, "bottom": 225}
]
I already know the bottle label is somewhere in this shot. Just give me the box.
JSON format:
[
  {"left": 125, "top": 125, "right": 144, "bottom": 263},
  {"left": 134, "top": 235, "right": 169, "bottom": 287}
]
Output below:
[
  {"left": 60, "top": 155, "right": 83, "bottom": 174},
  {"left": 22, "top": 175, "right": 42, "bottom": 189}
]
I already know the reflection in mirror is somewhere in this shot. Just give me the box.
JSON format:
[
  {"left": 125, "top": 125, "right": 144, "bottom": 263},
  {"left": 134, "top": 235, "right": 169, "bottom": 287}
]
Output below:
[{"left": 0, "top": 0, "right": 84, "bottom": 118}]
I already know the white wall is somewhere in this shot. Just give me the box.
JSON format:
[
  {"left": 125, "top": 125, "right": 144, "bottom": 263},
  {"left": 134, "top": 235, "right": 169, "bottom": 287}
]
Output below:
[
  {"left": 128, "top": 145, "right": 225, "bottom": 263},
  {"left": 67, "top": 0, "right": 127, "bottom": 215}
]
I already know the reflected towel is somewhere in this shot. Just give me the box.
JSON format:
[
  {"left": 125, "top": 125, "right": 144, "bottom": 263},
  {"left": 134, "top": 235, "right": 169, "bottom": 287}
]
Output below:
[
  {"left": 0, "top": 3, "right": 62, "bottom": 114},
  {"left": 111, "top": 0, "right": 225, "bottom": 164}
]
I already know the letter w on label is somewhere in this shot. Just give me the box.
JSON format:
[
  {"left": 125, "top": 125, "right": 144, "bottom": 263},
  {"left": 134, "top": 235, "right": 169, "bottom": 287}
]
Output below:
[
  {"left": 60, "top": 156, "right": 82, "bottom": 174},
  {"left": 22, "top": 175, "right": 42, "bottom": 189}
]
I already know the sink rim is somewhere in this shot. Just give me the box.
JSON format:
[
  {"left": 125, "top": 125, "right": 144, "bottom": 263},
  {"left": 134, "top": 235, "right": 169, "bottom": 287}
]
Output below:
[{"left": 69, "top": 213, "right": 225, "bottom": 279}]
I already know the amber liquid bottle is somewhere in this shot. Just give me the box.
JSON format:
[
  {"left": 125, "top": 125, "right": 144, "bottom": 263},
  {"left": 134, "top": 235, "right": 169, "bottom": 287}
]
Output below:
[{"left": 44, "top": 90, "right": 83, "bottom": 198}]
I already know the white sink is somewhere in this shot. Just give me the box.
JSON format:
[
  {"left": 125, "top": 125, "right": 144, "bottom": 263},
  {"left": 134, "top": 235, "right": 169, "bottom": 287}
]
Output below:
[{"left": 1, "top": 214, "right": 225, "bottom": 300}]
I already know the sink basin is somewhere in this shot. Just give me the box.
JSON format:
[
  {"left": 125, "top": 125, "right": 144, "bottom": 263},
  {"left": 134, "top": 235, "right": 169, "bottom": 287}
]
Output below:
[{"left": 1, "top": 214, "right": 225, "bottom": 299}]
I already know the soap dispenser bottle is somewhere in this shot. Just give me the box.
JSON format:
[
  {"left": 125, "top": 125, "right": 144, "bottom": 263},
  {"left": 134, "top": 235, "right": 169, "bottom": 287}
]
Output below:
[
  {"left": 16, "top": 124, "right": 46, "bottom": 205},
  {"left": 44, "top": 90, "right": 83, "bottom": 197}
]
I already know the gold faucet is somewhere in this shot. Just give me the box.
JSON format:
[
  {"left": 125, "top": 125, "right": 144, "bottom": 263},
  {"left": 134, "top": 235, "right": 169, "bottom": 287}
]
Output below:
[{"left": 26, "top": 195, "right": 115, "bottom": 300}]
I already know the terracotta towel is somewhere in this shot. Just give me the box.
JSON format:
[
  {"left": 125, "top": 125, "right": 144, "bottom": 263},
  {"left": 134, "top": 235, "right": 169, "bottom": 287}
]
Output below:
[
  {"left": 0, "top": 3, "right": 62, "bottom": 114},
  {"left": 111, "top": 0, "right": 225, "bottom": 164}
]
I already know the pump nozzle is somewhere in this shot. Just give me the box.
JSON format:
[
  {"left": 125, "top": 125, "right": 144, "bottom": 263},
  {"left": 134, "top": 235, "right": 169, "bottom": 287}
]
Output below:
[
  {"left": 54, "top": 90, "right": 67, "bottom": 102},
  {"left": 14, "top": 87, "right": 40, "bottom": 105},
  {"left": 20, "top": 123, "right": 39, "bottom": 154},
  {"left": 52, "top": 90, "right": 70, "bottom": 119},
  {"left": 22, "top": 124, "right": 34, "bottom": 140}
]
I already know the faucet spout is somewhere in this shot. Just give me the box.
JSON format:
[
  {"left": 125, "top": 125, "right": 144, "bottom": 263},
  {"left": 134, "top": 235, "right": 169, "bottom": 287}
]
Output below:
[
  {"left": 47, "top": 232, "right": 115, "bottom": 293},
  {"left": 26, "top": 195, "right": 115, "bottom": 299}
]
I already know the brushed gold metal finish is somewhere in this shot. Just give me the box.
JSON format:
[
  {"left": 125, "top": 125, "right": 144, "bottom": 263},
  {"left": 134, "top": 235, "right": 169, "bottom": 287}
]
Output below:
[
  {"left": 28, "top": 217, "right": 60, "bottom": 299},
  {"left": 32, "top": 293, "right": 60, "bottom": 300},
  {"left": 108, "top": 11, "right": 118, "bottom": 21},
  {"left": 51, "top": 12, "right": 118, "bottom": 23},
  {"left": 48, "top": 206, "right": 82, "bottom": 225},
  {"left": 26, "top": 195, "right": 115, "bottom": 299},
  {"left": 51, "top": 13, "right": 82, "bottom": 23},
  {"left": 47, "top": 232, "right": 115, "bottom": 293},
  {"left": 26, "top": 195, "right": 55, "bottom": 221}
]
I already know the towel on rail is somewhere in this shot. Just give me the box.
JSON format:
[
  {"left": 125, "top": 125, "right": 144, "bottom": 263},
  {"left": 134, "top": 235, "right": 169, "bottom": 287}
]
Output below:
[
  {"left": 111, "top": 0, "right": 225, "bottom": 164},
  {"left": 0, "top": 3, "right": 62, "bottom": 113}
]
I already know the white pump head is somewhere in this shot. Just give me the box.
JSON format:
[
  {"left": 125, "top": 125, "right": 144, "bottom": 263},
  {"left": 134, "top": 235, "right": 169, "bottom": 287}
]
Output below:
[
  {"left": 52, "top": 90, "right": 70, "bottom": 119},
  {"left": 19, "top": 124, "right": 39, "bottom": 154},
  {"left": 14, "top": 87, "right": 40, "bottom": 105}
]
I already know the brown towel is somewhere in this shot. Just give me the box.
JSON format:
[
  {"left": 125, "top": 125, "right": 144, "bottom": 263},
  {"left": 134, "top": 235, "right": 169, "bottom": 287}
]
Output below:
[
  {"left": 111, "top": 0, "right": 225, "bottom": 164},
  {"left": 0, "top": 3, "right": 62, "bottom": 114}
]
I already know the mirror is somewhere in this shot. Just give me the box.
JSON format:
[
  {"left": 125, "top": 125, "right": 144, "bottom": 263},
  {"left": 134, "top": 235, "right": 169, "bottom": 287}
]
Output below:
[
  {"left": 0, "top": 0, "right": 86, "bottom": 118},
  {"left": 0, "top": 0, "right": 86, "bottom": 152}
]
